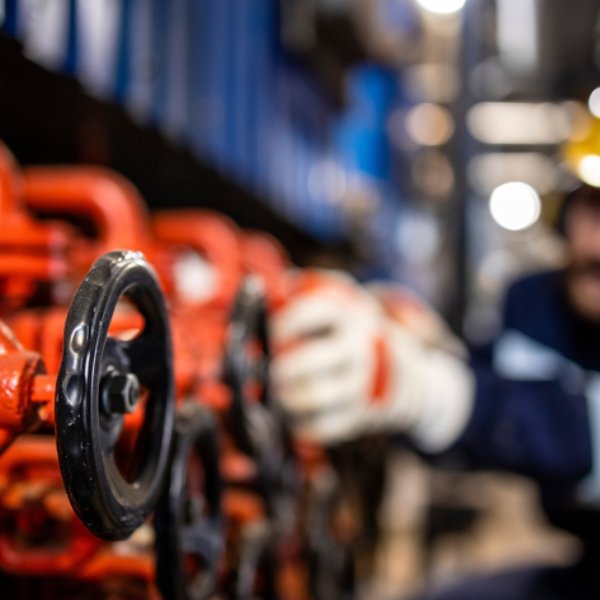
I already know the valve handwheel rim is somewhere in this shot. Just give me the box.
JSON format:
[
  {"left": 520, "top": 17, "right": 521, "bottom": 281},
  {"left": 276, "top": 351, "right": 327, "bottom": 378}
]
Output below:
[{"left": 56, "top": 250, "right": 175, "bottom": 541}]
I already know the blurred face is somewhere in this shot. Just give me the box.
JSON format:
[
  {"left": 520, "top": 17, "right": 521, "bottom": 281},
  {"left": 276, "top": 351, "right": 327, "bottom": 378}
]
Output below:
[{"left": 565, "top": 189, "right": 600, "bottom": 322}]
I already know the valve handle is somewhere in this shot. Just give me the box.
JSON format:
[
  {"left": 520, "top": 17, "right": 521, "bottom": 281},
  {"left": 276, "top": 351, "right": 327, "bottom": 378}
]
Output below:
[
  {"left": 56, "top": 250, "right": 175, "bottom": 540},
  {"left": 223, "top": 277, "right": 297, "bottom": 518}
]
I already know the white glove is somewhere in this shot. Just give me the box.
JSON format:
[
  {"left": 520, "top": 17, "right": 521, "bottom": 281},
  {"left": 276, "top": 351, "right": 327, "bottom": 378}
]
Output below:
[{"left": 271, "top": 270, "right": 474, "bottom": 451}]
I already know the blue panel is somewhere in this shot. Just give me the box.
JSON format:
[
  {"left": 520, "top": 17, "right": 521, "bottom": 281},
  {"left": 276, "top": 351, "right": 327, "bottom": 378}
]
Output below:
[
  {"left": 126, "top": 0, "right": 153, "bottom": 121},
  {"left": 204, "top": 0, "right": 230, "bottom": 169},
  {"left": 1, "top": 0, "right": 409, "bottom": 263},
  {"left": 149, "top": 0, "right": 169, "bottom": 127},
  {"left": 114, "top": 0, "right": 133, "bottom": 104},
  {"left": 251, "top": 0, "right": 276, "bottom": 196},
  {"left": 2, "top": 0, "right": 18, "bottom": 36},
  {"left": 228, "top": 0, "right": 245, "bottom": 179},
  {"left": 187, "top": 0, "right": 213, "bottom": 156},
  {"left": 163, "top": 0, "right": 189, "bottom": 139},
  {"left": 62, "top": 0, "right": 78, "bottom": 76}
]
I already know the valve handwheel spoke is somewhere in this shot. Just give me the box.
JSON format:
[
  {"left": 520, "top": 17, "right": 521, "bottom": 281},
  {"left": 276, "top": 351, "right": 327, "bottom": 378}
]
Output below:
[
  {"left": 123, "top": 333, "right": 170, "bottom": 387},
  {"left": 56, "top": 250, "right": 175, "bottom": 541}
]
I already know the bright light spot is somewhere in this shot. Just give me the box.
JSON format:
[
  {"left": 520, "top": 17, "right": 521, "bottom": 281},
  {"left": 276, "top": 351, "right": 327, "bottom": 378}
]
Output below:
[
  {"left": 173, "top": 251, "right": 218, "bottom": 303},
  {"left": 489, "top": 182, "right": 541, "bottom": 231},
  {"left": 415, "top": 0, "right": 466, "bottom": 15},
  {"left": 577, "top": 154, "right": 600, "bottom": 188},
  {"left": 588, "top": 88, "right": 600, "bottom": 118},
  {"left": 405, "top": 103, "right": 454, "bottom": 146},
  {"left": 468, "top": 102, "right": 571, "bottom": 145}
]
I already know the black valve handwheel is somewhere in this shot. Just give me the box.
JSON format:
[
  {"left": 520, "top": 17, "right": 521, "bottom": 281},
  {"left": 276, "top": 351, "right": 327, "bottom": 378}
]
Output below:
[
  {"left": 56, "top": 250, "right": 175, "bottom": 540},
  {"left": 223, "top": 276, "right": 297, "bottom": 517},
  {"left": 155, "top": 402, "right": 224, "bottom": 600}
]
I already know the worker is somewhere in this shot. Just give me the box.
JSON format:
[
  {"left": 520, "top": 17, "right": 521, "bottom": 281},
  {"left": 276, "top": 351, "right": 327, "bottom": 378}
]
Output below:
[{"left": 272, "top": 122, "right": 600, "bottom": 599}]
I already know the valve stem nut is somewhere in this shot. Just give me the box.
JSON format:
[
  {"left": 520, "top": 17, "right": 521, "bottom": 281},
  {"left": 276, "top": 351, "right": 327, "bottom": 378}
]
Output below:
[{"left": 102, "top": 372, "right": 141, "bottom": 415}]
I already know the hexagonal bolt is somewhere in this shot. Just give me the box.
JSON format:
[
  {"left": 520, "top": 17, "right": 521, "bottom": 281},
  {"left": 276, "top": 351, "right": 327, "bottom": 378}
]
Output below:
[{"left": 101, "top": 371, "right": 141, "bottom": 415}]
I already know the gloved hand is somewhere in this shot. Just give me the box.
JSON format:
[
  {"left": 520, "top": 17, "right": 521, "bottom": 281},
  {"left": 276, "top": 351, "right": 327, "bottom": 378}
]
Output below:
[{"left": 271, "top": 270, "right": 474, "bottom": 451}]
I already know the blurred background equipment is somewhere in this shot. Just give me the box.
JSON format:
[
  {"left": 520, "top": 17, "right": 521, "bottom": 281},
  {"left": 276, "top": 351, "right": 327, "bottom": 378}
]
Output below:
[
  {"left": 2, "top": 0, "right": 600, "bottom": 329},
  {"left": 3, "top": 0, "right": 600, "bottom": 598}
]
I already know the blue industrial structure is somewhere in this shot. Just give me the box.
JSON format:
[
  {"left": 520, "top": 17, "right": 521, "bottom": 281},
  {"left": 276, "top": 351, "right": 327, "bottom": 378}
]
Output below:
[{"left": 1, "top": 0, "right": 416, "bottom": 276}]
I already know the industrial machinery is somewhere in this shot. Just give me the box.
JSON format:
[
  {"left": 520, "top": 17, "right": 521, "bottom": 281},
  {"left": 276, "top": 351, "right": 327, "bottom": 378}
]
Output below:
[{"left": 0, "top": 140, "right": 377, "bottom": 599}]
